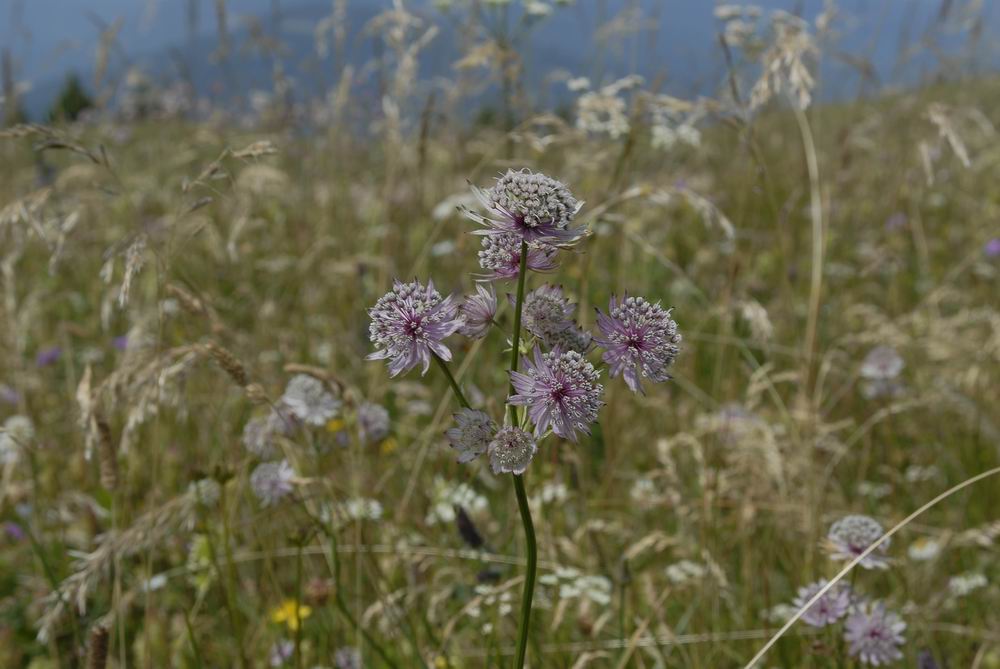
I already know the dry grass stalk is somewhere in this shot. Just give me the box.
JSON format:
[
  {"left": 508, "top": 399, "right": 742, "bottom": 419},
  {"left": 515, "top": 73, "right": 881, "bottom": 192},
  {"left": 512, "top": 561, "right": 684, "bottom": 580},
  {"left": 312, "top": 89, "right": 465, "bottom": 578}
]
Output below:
[
  {"left": 199, "top": 341, "right": 249, "bottom": 387},
  {"left": 85, "top": 623, "right": 110, "bottom": 669}
]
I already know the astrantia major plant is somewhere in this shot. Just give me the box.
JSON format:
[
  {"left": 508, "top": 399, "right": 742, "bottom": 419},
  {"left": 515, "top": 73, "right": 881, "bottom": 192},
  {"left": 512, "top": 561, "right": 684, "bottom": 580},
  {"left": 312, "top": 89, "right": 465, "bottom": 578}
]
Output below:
[{"left": 366, "top": 168, "right": 682, "bottom": 668}]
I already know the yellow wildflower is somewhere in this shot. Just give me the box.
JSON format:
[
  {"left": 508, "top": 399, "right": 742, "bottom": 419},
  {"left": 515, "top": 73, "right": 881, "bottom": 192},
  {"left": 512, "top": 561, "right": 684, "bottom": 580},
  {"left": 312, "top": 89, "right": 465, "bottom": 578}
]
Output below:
[
  {"left": 270, "top": 599, "right": 312, "bottom": 631},
  {"left": 379, "top": 436, "right": 398, "bottom": 455}
]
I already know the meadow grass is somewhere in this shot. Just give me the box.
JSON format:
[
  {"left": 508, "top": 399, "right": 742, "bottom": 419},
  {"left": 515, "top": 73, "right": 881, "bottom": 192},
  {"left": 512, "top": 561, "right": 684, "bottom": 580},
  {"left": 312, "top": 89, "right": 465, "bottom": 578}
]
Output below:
[{"left": 1, "top": 17, "right": 1000, "bottom": 668}]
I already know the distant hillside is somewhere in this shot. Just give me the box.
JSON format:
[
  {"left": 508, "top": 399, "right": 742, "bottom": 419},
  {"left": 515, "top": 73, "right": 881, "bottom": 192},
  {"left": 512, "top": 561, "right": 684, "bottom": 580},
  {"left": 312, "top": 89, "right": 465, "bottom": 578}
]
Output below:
[{"left": 8, "top": 0, "right": 1000, "bottom": 119}]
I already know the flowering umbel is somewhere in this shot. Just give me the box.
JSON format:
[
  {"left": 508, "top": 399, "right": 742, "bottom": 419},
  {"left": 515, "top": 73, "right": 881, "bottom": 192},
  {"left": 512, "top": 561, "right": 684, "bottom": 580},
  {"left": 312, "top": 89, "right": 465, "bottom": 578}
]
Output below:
[
  {"left": 478, "top": 233, "right": 558, "bottom": 281},
  {"left": 488, "top": 426, "right": 538, "bottom": 475},
  {"left": 543, "top": 322, "right": 594, "bottom": 354},
  {"left": 596, "top": 295, "right": 681, "bottom": 394},
  {"left": 459, "top": 283, "right": 498, "bottom": 339},
  {"left": 844, "top": 602, "right": 906, "bottom": 666},
  {"left": 520, "top": 284, "right": 575, "bottom": 339},
  {"left": 826, "top": 514, "right": 890, "bottom": 570},
  {"left": 445, "top": 409, "right": 496, "bottom": 463},
  {"left": 465, "top": 169, "right": 585, "bottom": 246},
  {"left": 282, "top": 374, "right": 341, "bottom": 426},
  {"left": 367, "top": 279, "right": 464, "bottom": 377},
  {"left": 509, "top": 347, "right": 604, "bottom": 442},
  {"left": 792, "top": 580, "right": 851, "bottom": 628},
  {"left": 357, "top": 402, "right": 391, "bottom": 445},
  {"left": 250, "top": 460, "right": 295, "bottom": 507}
]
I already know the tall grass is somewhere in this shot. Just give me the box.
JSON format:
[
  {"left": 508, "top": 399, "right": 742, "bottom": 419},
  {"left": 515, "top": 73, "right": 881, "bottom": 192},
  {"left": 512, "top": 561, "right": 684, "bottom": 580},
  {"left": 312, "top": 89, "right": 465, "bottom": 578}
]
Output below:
[{"left": 1, "top": 1, "right": 1000, "bottom": 667}]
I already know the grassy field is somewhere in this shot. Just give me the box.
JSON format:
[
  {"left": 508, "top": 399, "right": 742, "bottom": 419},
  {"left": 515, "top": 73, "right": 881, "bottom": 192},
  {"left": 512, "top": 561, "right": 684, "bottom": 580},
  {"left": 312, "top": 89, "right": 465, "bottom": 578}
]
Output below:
[{"left": 2, "top": 6, "right": 1000, "bottom": 668}]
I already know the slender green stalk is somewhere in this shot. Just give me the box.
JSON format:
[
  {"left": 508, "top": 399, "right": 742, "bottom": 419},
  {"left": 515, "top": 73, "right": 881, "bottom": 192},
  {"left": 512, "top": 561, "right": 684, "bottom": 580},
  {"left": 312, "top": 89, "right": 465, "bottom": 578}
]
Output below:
[
  {"left": 326, "top": 524, "right": 400, "bottom": 669},
  {"left": 508, "top": 241, "right": 537, "bottom": 669},
  {"left": 511, "top": 473, "right": 536, "bottom": 669},
  {"left": 508, "top": 242, "right": 529, "bottom": 424},
  {"left": 434, "top": 241, "right": 537, "bottom": 669},
  {"left": 433, "top": 353, "right": 470, "bottom": 409},
  {"left": 294, "top": 543, "right": 304, "bottom": 669},
  {"left": 206, "top": 486, "right": 250, "bottom": 669}
]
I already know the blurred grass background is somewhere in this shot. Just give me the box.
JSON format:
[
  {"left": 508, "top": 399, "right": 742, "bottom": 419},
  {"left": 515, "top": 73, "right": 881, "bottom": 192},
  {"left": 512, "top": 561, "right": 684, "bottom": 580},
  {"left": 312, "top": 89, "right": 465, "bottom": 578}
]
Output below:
[{"left": 1, "top": 1, "right": 1000, "bottom": 667}]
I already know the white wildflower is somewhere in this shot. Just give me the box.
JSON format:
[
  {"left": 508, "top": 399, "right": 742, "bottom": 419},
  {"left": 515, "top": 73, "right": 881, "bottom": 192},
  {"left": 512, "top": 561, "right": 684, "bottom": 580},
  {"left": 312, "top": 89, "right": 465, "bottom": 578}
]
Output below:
[
  {"left": 282, "top": 374, "right": 341, "bottom": 426},
  {"left": 948, "top": 572, "right": 987, "bottom": 597},
  {"left": 250, "top": 460, "right": 296, "bottom": 507},
  {"left": 665, "top": 560, "right": 707, "bottom": 585},
  {"left": 0, "top": 415, "right": 34, "bottom": 465},
  {"left": 425, "top": 476, "right": 488, "bottom": 525},
  {"left": 907, "top": 537, "right": 942, "bottom": 562}
]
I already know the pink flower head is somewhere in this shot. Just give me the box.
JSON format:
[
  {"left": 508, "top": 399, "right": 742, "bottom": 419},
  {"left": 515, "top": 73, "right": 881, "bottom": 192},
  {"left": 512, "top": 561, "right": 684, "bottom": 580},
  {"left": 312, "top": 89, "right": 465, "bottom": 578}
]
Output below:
[
  {"left": 463, "top": 169, "right": 585, "bottom": 246},
  {"left": 477, "top": 232, "right": 558, "bottom": 281},
  {"left": 515, "top": 284, "right": 575, "bottom": 339},
  {"left": 844, "top": 602, "right": 906, "bottom": 666},
  {"left": 459, "top": 283, "right": 497, "bottom": 339},
  {"left": 596, "top": 295, "right": 681, "bottom": 394},
  {"left": 792, "top": 580, "right": 851, "bottom": 628},
  {"left": 367, "top": 279, "right": 464, "bottom": 377},
  {"left": 508, "top": 346, "right": 603, "bottom": 442}
]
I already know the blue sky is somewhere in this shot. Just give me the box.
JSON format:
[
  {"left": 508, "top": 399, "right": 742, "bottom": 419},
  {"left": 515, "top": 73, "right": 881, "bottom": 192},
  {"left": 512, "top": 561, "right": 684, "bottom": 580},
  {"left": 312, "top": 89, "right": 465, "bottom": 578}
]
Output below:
[{"left": 3, "top": 0, "right": 996, "bottom": 112}]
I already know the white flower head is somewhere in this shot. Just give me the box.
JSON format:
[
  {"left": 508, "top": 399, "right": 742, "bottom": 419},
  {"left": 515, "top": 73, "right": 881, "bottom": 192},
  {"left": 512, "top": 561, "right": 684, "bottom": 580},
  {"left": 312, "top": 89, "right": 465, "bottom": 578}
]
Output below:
[
  {"left": 826, "top": 515, "right": 890, "bottom": 570},
  {"left": 426, "top": 476, "right": 488, "bottom": 525},
  {"left": 0, "top": 415, "right": 34, "bottom": 465},
  {"left": 282, "top": 374, "right": 341, "bottom": 426},
  {"left": 445, "top": 408, "right": 496, "bottom": 463},
  {"left": 948, "top": 572, "right": 987, "bottom": 597},
  {"left": 907, "top": 537, "right": 942, "bottom": 562},
  {"left": 487, "top": 426, "right": 538, "bottom": 475},
  {"left": 250, "top": 460, "right": 296, "bottom": 507}
]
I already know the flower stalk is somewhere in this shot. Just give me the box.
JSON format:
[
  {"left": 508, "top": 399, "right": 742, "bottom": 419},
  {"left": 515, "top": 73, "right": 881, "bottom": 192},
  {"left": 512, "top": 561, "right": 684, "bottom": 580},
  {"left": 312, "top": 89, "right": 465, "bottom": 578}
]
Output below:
[
  {"left": 508, "top": 242, "right": 537, "bottom": 669},
  {"left": 366, "top": 169, "right": 680, "bottom": 669}
]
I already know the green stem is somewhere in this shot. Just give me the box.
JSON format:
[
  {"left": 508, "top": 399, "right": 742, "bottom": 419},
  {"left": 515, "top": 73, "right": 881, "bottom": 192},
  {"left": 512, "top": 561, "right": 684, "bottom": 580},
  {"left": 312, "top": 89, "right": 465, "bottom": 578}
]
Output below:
[
  {"left": 508, "top": 240, "right": 536, "bottom": 669},
  {"left": 327, "top": 526, "right": 400, "bottom": 669},
  {"left": 214, "top": 486, "right": 250, "bottom": 669},
  {"left": 295, "top": 543, "right": 304, "bottom": 669},
  {"left": 433, "top": 353, "right": 470, "bottom": 409},
  {"left": 511, "top": 473, "right": 536, "bottom": 669},
  {"left": 508, "top": 241, "right": 529, "bottom": 424},
  {"left": 435, "top": 242, "right": 536, "bottom": 668}
]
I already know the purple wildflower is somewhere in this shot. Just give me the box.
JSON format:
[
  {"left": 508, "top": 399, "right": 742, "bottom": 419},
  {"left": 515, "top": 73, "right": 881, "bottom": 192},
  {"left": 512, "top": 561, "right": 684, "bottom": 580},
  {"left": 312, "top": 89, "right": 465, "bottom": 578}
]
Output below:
[
  {"left": 792, "top": 580, "right": 851, "bottom": 627},
  {"left": 517, "top": 284, "right": 575, "bottom": 339},
  {"left": 112, "top": 335, "right": 129, "bottom": 351},
  {"left": 459, "top": 283, "right": 497, "bottom": 339},
  {"left": 445, "top": 408, "right": 496, "bottom": 463},
  {"left": 250, "top": 460, "right": 296, "bottom": 507},
  {"left": 509, "top": 346, "right": 604, "bottom": 442},
  {"left": 827, "top": 515, "right": 890, "bottom": 570},
  {"left": 334, "top": 646, "right": 362, "bottom": 669},
  {"left": 3, "top": 521, "right": 25, "bottom": 542},
  {"left": 35, "top": 346, "right": 62, "bottom": 367},
  {"left": 464, "top": 169, "right": 585, "bottom": 246},
  {"left": 358, "top": 402, "right": 391, "bottom": 445},
  {"left": 860, "top": 346, "right": 904, "bottom": 381},
  {"left": 282, "top": 374, "right": 341, "bottom": 426},
  {"left": 884, "top": 212, "right": 907, "bottom": 231},
  {"left": 595, "top": 295, "right": 681, "bottom": 394},
  {"left": 844, "top": 602, "right": 906, "bottom": 666},
  {"left": 542, "top": 322, "right": 594, "bottom": 354},
  {"left": 269, "top": 639, "right": 294, "bottom": 667},
  {"left": 487, "top": 426, "right": 538, "bottom": 475},
  {"left": 985, "top": 237, "right": 1000, "bottom": 258},
  {"left": 367, "top": 279, "right": 464, "bottom": 377},
  {"left": 0, "top": 384, "right": 19, "bottom": 406},
  {"left": 860, "top": 346, "right": 905, "bottom": 399},
  {"left": 477, "top": 233, "right": 558, "bottom": 281}
]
